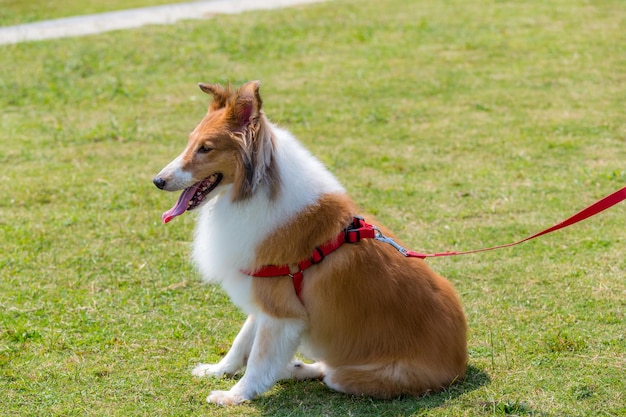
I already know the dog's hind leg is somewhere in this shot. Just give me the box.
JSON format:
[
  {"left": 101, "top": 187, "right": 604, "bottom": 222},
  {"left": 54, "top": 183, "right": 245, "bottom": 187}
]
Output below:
[
  {"left": 279, "top": 360, "right": 326, "bottom": 381},
  {"left": 192, "top": 314, "right": 257, "bottom": 378},
  {"left": 206, "top": 314, "right": 305, "bottom": 406},
  {"left": 322, "top": 362, "right": 435, "bottom": 399}
]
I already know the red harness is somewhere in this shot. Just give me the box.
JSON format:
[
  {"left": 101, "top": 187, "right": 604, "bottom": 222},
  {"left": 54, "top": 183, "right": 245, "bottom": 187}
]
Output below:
[
  {"left": 244, "top": 185, "right": 626, "bottom": 300},
  {"left": 245, "top": 216, "right": 378, "bottom": 299}
]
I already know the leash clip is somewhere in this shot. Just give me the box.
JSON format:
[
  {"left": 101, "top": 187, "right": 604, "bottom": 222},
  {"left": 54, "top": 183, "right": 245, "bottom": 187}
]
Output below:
[{"left": 373, "top": 227, "right": 410, "bottom": 257}]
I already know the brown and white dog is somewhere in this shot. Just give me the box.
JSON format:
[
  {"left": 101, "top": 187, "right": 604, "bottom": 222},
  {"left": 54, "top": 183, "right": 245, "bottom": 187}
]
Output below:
[{"left": 153, "top": 81, "right": 467, "bottom": 406}]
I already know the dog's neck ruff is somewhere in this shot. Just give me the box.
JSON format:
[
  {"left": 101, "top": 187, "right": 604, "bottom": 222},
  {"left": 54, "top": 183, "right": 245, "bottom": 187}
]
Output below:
[{"left": 243, "top": 216, "right": 388, "bottom": 300}]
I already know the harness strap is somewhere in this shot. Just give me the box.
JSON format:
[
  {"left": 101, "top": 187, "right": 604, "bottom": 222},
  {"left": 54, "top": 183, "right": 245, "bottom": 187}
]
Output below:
[{"left": 244, "top": 217, "right": 375, "bottom": 299}]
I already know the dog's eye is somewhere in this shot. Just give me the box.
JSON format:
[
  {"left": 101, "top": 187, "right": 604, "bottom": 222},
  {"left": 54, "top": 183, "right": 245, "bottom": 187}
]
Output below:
[{"left": 197, "top": 145, "right": 213, "bottom": 154}]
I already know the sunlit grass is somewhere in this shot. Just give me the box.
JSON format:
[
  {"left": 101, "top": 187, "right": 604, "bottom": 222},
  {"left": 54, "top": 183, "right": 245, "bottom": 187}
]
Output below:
[{"left": 1, "top": 0, "right": 625, "bottom": 415}]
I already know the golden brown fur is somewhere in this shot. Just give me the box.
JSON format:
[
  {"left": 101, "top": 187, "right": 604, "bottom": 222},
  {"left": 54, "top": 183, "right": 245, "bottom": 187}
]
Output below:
[{"left": 252, "top": 192, "right": 467, "bottom": 397}]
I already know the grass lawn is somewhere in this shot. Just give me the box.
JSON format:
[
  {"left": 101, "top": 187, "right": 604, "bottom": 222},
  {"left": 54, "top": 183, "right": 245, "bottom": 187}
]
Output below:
[{"left": 1, "top": 0, "right": 625, "bottom": 416}]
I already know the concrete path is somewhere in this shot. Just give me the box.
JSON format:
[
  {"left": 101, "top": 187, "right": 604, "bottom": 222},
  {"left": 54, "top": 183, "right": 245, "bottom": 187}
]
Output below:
[{"left": 0, "top": 0, "right": 324, "bottom": 45}]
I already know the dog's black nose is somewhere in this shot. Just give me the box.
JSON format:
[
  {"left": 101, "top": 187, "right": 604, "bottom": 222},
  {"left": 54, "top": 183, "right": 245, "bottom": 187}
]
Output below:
[{"left": 153, "top": 177, "right": 166, "bottom": 189}]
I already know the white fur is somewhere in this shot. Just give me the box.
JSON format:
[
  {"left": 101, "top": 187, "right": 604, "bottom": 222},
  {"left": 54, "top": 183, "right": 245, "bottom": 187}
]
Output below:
[
  {"left": 192, "top": 313, "right": 325, "bottom": 405},
  {"left": 155, "top": 154, "right": 194, "bottom": 191},
  {"left": 189, "top": 124, "right": 345, "bottom": 405},
  {"left": 191, "top": 125, "right": 344, "bottom": 313},
  {"left": 192, "top": 315, "right": 257, "bottom": 378},
  {"left": 205, "top": 314, "right": 305, "bottom": 405}
]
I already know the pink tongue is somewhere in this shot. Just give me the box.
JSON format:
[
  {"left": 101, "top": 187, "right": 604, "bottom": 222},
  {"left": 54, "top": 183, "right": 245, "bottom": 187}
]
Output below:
[{"left": 162, "top": 183, "right": 201, "bottom": 223}]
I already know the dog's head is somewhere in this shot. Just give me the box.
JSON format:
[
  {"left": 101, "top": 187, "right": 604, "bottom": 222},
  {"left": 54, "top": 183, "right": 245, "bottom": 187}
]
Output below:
[{"left": 153, "top": 81, "right": 279, "bottom": 223}]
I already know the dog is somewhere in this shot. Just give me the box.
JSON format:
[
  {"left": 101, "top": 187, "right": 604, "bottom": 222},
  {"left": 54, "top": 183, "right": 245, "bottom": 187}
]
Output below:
[{"left": 152, "top": 81, "right": 467, "bottom": 406}]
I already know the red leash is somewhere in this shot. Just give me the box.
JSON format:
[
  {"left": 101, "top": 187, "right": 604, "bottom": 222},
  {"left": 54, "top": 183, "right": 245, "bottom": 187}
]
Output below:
[
  {"left": 245, "top": 185, "right": 626, "bottom": 299},
  {"left": 406, "top": 184, "right": 626, "bottom": 259}
]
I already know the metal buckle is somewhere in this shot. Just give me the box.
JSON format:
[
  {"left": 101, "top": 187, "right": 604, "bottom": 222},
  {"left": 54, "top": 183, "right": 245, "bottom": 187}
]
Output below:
[
  {"left": 288, "top": 269, "right": 302, "bottom": 279},
  {"left": 373, "top": 226, "right": 410, "bottom": 257}
]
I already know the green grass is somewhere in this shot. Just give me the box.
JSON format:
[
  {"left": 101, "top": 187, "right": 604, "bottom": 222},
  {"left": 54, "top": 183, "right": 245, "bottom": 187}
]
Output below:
[{"left": 1, "top": 0, "right": 625, "bottom": 415}]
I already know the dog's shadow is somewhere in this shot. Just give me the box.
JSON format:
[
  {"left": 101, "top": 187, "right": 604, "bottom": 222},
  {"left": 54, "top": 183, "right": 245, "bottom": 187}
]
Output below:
[{"left": 255, "top": 365, "right": 490, "bottom": 416}]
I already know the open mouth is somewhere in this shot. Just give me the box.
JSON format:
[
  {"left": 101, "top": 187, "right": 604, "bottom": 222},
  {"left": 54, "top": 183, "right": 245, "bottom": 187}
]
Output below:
[{"left": 162, "top": 173, "right": 223, "bottom": 223}]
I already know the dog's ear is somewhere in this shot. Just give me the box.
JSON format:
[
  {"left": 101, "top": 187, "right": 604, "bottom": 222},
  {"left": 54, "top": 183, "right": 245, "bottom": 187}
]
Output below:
[
  {"left": 231, "top": 80, "right": 262, "bottom": 129},
  {"left": 198, "top": 82, "right": 230, "bottom": 111}
]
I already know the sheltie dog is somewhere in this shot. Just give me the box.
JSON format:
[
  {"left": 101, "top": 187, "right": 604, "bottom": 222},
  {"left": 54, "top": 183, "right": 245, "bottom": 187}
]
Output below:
[{"left": 153, "top": 81, "right": 467, "bottom": 406}]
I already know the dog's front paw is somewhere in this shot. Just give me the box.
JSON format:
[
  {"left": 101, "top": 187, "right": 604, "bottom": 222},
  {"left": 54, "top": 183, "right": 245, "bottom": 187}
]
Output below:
[
  {"left": 192, "top": 363, "right": 230, "bottom": 378},
  {"left": 207, "top": 390, "right": 247, "bottom": 406}
]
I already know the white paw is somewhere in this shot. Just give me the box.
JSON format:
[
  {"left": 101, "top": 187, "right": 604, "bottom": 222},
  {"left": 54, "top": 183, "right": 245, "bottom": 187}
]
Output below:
[
  {"left": 207, "top": 390, "right": 247, "bottom": 406},
  {"left": 291, "top": 361, "right": 326, "bottom": 380},
  {"left": 192, "top": 363, "right": 229, "bottom": 378}
]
